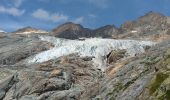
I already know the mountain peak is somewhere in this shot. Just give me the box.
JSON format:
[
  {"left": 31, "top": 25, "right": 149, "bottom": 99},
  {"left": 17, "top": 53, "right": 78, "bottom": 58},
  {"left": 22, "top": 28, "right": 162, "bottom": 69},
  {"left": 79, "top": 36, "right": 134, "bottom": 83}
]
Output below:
[
  {"left": 52, "top": 22, "right": 83, "bottom": 33},
  {"left": 138, "top": 11, "right": 166, "bottom": 22},
  {"left": 121, "top": 11, "right": 167, "bottom": 31},
  {"left": 141, "top": 11, "right": 165, "bottom": 17},
  {"left": 16, "top": 27, "right": 39, "bottom": 32}
]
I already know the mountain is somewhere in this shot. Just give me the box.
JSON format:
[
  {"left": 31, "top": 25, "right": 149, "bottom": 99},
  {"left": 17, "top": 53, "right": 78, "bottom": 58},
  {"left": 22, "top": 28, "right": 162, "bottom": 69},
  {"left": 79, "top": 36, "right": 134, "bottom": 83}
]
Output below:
[
  {"left": 52, "top": 22, "right": 118, "bottom": 39},
  {"left": 52, "top": 12, "right": 170, "bottom": 40},
  {"left": 119, "top": 12, "right": 170, "bottom": 41},
  {"left": 93, "top": 25, "right": 119, "bottom": 38},
  {"left": 14, "top": 27, "right": 48, "bottom": 35},
  {"left": 52, "top": 22, "right": 92, "bottom": 39}
]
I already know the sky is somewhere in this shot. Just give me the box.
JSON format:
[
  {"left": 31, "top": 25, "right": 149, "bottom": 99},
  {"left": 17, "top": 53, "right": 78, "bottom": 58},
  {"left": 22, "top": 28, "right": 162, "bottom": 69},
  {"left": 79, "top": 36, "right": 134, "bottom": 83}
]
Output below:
[{"left": 0, "top": 0, "right": 170, "bottom": 32}]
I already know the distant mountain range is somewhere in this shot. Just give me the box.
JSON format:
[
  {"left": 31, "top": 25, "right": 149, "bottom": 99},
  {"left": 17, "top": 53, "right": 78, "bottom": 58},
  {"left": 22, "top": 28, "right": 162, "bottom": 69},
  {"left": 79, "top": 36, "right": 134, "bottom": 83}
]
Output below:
[{"left": 10, "top": 12, "right": 170, "bottom": 41}]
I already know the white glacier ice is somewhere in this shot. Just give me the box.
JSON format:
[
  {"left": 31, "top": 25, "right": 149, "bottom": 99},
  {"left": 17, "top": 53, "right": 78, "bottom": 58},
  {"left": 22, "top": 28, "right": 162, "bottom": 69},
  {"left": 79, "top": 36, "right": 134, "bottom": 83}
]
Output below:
[{"left": 27, "top": 36, "right": 155, "bottom": 71}]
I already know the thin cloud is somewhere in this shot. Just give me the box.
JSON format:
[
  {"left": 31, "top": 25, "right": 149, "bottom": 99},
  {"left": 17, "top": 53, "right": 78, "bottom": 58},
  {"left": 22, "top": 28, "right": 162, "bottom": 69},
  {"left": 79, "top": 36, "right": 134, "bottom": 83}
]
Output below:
[
  {"left": 88, "top": 14, "right": 97, "bottom": 18},
  {"left": 88, "top": 0, "right": 110, "bottom": 8},
  {"left": 13, "top": 0, "right": 24, "bottom": 7},
  {"left": 32, "top": 9, "right": 68, "bottom": 23},
  {"left": 73, "top": 17, "right": 84, "bottom": 24},
  {"left": 0, "top": 6, "right": 25, "bottom": 16}
]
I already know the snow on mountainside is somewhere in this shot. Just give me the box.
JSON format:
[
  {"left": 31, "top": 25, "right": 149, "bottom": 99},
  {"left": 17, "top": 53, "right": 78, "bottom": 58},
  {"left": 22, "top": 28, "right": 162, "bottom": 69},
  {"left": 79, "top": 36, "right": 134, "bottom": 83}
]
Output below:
[
  {"left": 14, "top": 27, "right": 48, "bottom": 35},
  {"left": 0, "top": 30, "right": 6, "bottom": 33},
  {"left": 27, "top": 36, "right": 155, "bottom": 71},
  {"left": 16, "top": 30, "right": 47, "bottom": 35}
]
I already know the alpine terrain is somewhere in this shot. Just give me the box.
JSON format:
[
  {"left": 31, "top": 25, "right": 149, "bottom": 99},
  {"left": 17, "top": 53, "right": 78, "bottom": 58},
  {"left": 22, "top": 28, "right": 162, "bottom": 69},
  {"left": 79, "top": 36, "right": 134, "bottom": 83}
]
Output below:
[{"left": 0, "top": 12, "right": 170, "bottom": 100}]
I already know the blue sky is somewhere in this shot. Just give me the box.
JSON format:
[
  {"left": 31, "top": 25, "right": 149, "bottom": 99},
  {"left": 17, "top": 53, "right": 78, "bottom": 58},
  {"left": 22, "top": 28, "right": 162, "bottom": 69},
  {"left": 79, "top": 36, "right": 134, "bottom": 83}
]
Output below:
[{"left": 0, "top": 0, "right": 170, "bottom": 32}]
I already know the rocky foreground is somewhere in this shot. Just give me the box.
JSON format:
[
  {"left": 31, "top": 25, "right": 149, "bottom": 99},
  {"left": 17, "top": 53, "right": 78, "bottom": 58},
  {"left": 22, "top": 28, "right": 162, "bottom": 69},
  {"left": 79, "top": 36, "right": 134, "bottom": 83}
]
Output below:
[{"left": 0, "top": 12, "right": 170, "bottom": 100}]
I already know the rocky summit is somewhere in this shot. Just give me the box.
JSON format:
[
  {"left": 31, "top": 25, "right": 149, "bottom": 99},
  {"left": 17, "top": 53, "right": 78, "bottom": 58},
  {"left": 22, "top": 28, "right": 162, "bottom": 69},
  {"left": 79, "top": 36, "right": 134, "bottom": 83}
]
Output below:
[{"left": 1, "top": 12, "right": 170, "bottom": 100}]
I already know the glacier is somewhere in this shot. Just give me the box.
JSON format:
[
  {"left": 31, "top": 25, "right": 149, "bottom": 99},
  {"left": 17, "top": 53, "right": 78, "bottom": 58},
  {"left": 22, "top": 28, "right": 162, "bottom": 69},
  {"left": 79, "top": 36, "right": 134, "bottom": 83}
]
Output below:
[{"left": 27, "top": 36, "right": 155, "bottom": 71}]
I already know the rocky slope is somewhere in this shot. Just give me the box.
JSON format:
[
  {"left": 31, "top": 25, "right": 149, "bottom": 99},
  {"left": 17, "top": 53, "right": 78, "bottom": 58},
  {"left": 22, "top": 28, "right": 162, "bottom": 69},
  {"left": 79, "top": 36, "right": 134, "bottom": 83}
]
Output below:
[
  {"left": 0, "top": 39, "right": 169, "bottom": 100},
  {"left": 0, "top": 35, "right": 54, "bottom": 65},
  {"left": 118, "top": 12, "right": 170, "bottom": 41},
  {"left": 93, "top": 25, "right": 119, "bottom": 38},
  {"left": 0, "top": 12, "right": 170, "bottom": 100}
]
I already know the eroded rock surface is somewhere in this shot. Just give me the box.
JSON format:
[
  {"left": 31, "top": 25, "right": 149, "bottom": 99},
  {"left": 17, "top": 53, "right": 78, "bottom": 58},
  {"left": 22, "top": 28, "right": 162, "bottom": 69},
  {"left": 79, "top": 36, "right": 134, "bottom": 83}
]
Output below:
[
  {"left": 0, "top": 35, "right": 54, "bottom": 65},
  {"left": 0, "top": 55, "right": 103, "bottom": 100}
]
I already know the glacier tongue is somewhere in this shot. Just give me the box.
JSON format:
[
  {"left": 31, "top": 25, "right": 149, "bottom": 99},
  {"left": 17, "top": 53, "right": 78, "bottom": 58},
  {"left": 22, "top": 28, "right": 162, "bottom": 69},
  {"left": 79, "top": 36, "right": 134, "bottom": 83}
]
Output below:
[{"left": 28, "top": 36, "right": 155, "bottom": 71}]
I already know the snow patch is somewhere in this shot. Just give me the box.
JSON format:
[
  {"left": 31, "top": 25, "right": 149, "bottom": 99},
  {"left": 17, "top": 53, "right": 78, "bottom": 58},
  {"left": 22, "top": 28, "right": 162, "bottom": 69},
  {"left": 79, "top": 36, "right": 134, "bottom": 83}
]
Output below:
[
  {"left": 0, "top": 30, "right": 6, "bottom": 33},
  {"left": 15, "top": 30, "right": 48, "bottom": 35},
  {"left": 27, "top": 36, "right": 155, "bottom": 71},
  {"left": 131, "top": 30, "right": 138, "bottom": 33}
]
